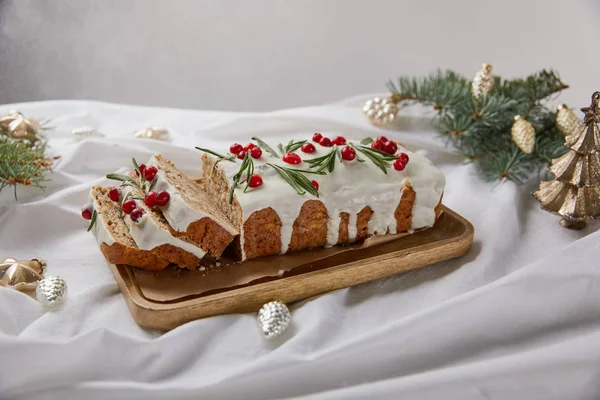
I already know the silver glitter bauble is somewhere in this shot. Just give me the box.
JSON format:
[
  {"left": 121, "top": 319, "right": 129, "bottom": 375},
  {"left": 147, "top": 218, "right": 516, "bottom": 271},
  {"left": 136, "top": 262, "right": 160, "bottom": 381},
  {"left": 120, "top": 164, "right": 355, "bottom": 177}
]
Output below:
[
  {"left": 72, "top": 126, "right": 105, "bottom": 141},
  {"left": 257, "top": 300, "right": 291, "bottom": 339},
  {"left": 36, "top": 275, "right": 67, "bottom": 308},
  {"left": 362, "top": 97, "right": 398, "bottom": 126}
]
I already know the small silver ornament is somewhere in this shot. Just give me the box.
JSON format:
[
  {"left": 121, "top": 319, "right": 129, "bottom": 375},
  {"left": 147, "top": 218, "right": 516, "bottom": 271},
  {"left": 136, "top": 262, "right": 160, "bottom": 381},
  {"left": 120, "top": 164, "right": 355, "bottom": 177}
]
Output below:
[
  {"left": 72, "top": 126, "right": 105, "bottom": 141},
  {"left": 362, "top": 97, "right": 398, "bottom": 126},
  {"left": 36, "top": 275, "right": 67, "bottom": 309},
  {"left": 257, "top": 300, "right": 291, "bottom": 339},
  {"left": 133, "top": 127, "right": 170, "bottom": 141}
]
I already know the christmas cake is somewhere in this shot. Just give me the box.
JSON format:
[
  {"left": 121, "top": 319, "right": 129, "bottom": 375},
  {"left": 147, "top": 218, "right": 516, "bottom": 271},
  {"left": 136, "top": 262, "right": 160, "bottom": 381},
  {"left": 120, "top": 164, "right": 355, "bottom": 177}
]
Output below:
[
  {"left": 85, "top": 186, "right": 170, "bottom": 270},
  {"left": 83, "top": 134, "right": 445, "bottom": 270},
  {"left": 199, "top": 134, "right": 445, "bottom": 260}
]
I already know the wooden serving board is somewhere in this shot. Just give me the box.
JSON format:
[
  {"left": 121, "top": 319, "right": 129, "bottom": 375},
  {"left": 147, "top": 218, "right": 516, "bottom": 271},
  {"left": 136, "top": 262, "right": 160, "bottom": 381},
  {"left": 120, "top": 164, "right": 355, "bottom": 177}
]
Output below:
[{"left": 108, "top": 206, "right": 473, "bottom": 331}]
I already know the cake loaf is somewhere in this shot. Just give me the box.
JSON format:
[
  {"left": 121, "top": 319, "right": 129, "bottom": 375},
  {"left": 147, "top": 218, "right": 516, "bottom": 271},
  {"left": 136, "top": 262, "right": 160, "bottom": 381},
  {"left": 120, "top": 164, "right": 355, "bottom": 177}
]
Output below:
[
  {"left": 200, "top": 134, "right": 445, "bottom": 261},
  {"left": 87, "top": 186, "right": 170, "bottom": 270}
]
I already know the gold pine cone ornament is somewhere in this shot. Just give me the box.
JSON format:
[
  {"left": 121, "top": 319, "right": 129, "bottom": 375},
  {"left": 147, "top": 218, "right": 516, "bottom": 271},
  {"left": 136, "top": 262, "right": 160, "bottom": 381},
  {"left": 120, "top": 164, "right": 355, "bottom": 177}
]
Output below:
[
  {"left": 471, "top": 63, "right": 494, "bottom": 100},
  {"left": 362, "top": 97, "right": 399, "bottom": 126},
  {"left": 556, "top": 104, "right": 581, "bottom": 137},
  {"left": 511, "top": 116, "right": 536, "bottom": 154}
]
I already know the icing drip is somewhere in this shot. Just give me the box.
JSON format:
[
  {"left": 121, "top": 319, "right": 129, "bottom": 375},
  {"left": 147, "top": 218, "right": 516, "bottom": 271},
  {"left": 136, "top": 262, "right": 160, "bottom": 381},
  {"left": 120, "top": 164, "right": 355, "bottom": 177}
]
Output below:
[
  {"left": 214, "top": 136, "right": 445, "bottom": 260},
  {"left": 89, "top": 193, "right": 116, "bottom": 248},
  {"left": 120, "top": 186, "right": 207, "bottom": 261}
]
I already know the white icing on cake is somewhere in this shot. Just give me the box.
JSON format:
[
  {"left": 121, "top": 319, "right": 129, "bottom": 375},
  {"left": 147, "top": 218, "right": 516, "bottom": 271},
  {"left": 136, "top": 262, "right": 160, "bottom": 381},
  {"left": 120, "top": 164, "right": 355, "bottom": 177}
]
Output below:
[
  {"left": 212, "top": 136, "right": 445, "bottom": 260},
  {"left": 146, "top": 155, "right": 237, "bottom": 235},
  {"left": 120, "top": 186, "right": 207, "bottom": 261},
  {"left": 89, "top": 192, "right": 116, "bottom": 248}
]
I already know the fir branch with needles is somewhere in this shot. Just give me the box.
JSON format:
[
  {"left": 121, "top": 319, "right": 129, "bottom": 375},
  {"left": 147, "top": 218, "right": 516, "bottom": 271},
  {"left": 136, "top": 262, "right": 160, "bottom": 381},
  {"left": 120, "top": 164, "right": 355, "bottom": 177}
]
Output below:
[
  {"left": 385, "top": 68, "right": 570, "bottom": 183},
  {"left": 0, "top": 127, "right": 54, "bottom": 200}
]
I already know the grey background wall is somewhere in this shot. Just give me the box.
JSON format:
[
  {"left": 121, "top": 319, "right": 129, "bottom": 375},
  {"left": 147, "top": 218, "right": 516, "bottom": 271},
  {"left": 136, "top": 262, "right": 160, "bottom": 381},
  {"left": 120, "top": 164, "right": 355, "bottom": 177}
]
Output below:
[{"left": 0, "top": 0, "right": 598, "bottom": 111}]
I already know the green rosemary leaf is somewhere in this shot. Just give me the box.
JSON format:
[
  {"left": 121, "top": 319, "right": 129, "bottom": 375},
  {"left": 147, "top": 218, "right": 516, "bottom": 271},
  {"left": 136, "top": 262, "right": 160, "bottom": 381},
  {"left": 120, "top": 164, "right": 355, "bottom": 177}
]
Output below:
[
  {"left": 356, "top": 154, "right": 366, "bottom": 162},
  {"left": 336, "top": 147, "right": 342, "bottom": 163},
  {"left": 305, "top": 146, "right": 339, "bottom": 173},
  {"left": 132, "top": 158, "right": 141, "bottom": 177},
  {"left": 243, "top": 155, "right": 255, "bottom": 193},
  {"left": 267, "top": 163, "right": 319, "bottom": 197},
  {"left": 228, "top": 152, "right": 252, "bottom": 203},
  {"left": 360, "top": 137, "right": 374, "bottom": 145},
  {"left": 87, "top": 210, "right": 97, "bottom": 232},
  {"left": 283, "top": 167, "right": 326, "bottom": 175},
  {"left": 277, "top": 143, "right": 285, "bottom": 155},
  {"left": 286, "top": 140, "right": 308, "bottom": 153},
  {"left": 350, "top": 144, "right": 395, "bottom": 174},
  {"left": 195, "top": 146, "right": 235, "bottom": 162},
  {"left": 251, "top": 137, "right": 280, "bottom": 157},
  {"left": 284, "top": 139, "right": 294, "bottom": 153},
  {"left": 106, "top": 173, "right": 137, "bottom": 185}
]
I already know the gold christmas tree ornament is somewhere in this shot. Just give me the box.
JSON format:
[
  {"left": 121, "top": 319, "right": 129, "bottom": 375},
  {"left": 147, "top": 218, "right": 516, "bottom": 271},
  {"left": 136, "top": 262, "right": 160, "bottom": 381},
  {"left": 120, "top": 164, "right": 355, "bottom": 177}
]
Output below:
[
  {"left": 0, "top": 110, "right": 42, "bottom": 143},
  {"left": 133, "top": 127, "right": 170, "bottom": 141},
  {"left": 511, "top": 115, "right": 536, "bottom": 154},
  {"left": 556, "top": 104, "right": 581, "bottom": 137},
  {"left": 471, "top": 63, "right": 494, "bottom": 100},
  {"left": 362, "top": 96, "right": 399, "bottom": 126},
  {"left": 0, "top": 257, "right": 46, "bottom": 291},
  {"left": 534, "top": 91, "right": 600, "bottom": 229}
]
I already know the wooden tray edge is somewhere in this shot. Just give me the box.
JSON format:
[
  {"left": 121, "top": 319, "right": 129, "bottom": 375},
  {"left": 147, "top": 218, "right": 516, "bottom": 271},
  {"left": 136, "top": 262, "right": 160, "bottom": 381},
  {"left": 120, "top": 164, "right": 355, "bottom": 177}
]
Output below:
[{"left": 109, "top": 206, "right": 474, "bottom": 330}]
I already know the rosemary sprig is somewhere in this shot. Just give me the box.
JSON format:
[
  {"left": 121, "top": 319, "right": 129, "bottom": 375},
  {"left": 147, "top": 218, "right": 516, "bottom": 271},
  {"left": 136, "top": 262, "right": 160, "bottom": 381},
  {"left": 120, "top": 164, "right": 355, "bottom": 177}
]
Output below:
[
  {"left": 360, "top": 137, "right": 373, "bottom": 145},
  {"left": 106, "top": 173, "right": 137, "bottom": 185},
  {"left": 304, "top": 145, "right": 340, "bottom": 173},
  {"left": 266, "top": 163, "right": 319, "bottom": 197},
  {"left": 132, "top": 157, "right": 142, "bottom": 177},
  {"left": 283, "top": 139, "right": 307, "bottom": 153},
  {"left": 87, "top": 210, "right": 97, "bottom": 232},
  {"left": 251, "top": 137, "right": 279, "bottom": 157},
  {"left": 195, "top": 146, "right": 236, "bottom": 162},
  {"left": 349, "top": 144, "right": 397, "bottom": 174},
  {"left": 228, "top": 152, "right": 254, "bottom": 204},
  {"left": 277, "top": 143, "right": 285, "bottom": 155}
]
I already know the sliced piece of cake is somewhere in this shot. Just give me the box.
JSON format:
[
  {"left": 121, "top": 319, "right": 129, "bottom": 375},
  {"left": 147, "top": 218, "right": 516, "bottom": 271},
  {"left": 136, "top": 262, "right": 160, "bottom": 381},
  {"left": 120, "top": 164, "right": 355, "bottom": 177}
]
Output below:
[
  {"left": 120, "top": 184, "right": 206, "bottom": 270},
  {"left": 88, "top": 186, "right": 170, "bottom": 270},
  {"left": 145, "top": 154, "right": 237, "bottom": 258}
]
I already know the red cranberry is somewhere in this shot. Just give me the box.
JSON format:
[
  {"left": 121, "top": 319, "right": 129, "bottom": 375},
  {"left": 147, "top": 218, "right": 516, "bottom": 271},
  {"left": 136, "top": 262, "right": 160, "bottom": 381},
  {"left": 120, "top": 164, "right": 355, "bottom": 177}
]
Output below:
[
  {"left": 383, "top": 141, "right": 398, "bottom": 155},
  {"left": 130, "top": 208, "right": 145, "bottom": 223},
  {"left": 371, "top": 139, "right": 385, "bottom": 151},
  {"left": 282, "top": 152, "right": 302, "bottom": 164},
  {"left": 243, "top": 143, "right": 256, "bottom": 151},
  {"left": 301, "top": 143, "right": 316, "bottom": 153},
  {"left": 156, "top": 191, "right": 170, "bottom": 206},
  {"left": 311, "top": 180, "right": 319, "bottom": 190},
  {"left": 230, "top": 143, "right": 243, "bottom": 154},
  {"left": 248, "top": 174, "right": 263, "bottom": 188},
  {"left": 341, "top": 146, "right": 356, "bottom": 161},
  {"left": 379, "top": 136, "right": 389, "bottom": 143},
  {"left": 108, "top": 187, "right": 120, "bottom": 202},
  {"left": 81, "top": 203, "right": 93, "bottom": 220},
  {"left": 320, "top": 137, "right": 333, "bottom": 147},
  {"left": 312, "top": 132, "right": 323, "bottom": 142},
  {"left": 393, "top": 159, "right": 406, "bottom": 171},
  {"left": 143, "top": 166, "right": 158, "bottom": 181},
  {"left": 332, "top": 136, "right": 346, "bottom": 145},
  {"left": 250, "top": 147, "right": 262, "bottom": 159},
  {"left": 237, "top": 150, "right": 247, "bottom": 160},
  {"left": 135, "top": 163, "right": 147, "bottom": 177},
  {"left": 397, "top": 152, "right": 409, "bottom": 164},
  {"left": 144, "top": 191, "right": 157, "bottom": 207},
  {"left": 122, "top": 199, "right": 137, "bottom": 214}
]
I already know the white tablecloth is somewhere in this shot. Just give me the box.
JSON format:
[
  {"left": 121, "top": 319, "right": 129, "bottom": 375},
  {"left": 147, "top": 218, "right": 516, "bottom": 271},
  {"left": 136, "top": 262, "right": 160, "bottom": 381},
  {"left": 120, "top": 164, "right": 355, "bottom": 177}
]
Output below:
[{"left": 1, "top": 99, "right": 599, "bottom": 400}]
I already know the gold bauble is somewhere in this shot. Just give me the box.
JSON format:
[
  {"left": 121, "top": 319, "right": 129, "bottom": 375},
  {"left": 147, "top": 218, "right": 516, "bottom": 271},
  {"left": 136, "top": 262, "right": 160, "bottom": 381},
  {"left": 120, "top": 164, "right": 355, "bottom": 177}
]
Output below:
[
  {"left": 133, "top": 127, "right": 170, "bottom": 141},
  {"left": 0, "top": 257, "right": 46, "bottom": 291},
  {"left": 471, "top": 63, "right": 494, "bottom": 100},
  {"left": 556, "top": 104, "right": 581, "bottom": 137},
  {"left": 0, "top": 110, "right": 42, "bottom": 143},
  {"left": 511, "top": 116, "right": 535, "bottom": 154}
]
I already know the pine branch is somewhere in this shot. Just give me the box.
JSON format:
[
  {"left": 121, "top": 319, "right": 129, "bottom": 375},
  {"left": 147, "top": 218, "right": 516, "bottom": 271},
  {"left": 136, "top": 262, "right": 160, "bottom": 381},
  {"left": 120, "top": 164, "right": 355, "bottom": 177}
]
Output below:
[
  {"left": 386, "top": 68, "right": 570, "bottom": 184},
  {"left": 0, "top": 135, "right": 53, "bottom": 199}
]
